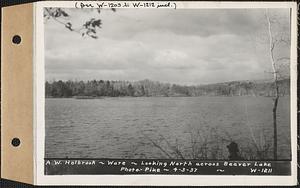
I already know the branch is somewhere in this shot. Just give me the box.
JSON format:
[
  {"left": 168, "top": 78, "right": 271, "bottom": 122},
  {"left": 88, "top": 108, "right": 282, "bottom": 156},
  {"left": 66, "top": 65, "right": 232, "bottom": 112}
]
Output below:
[
  {"left": 44, "top": 8, "right": 115, "bottom": 39},
  {"left": 141, "top": 132, "right": 173, "bottom": 158},
  {"left": 276, "top": 57, "right": 290, "bottom": 63},
  {"left": 265, "top": 9, "right": 278, "bottom": 83},
  {"left": 159, "top": 134, "right": 185, "bottom": 159},
  {"left": 278, "top": 37, "right": 290, "bottom": 45}
]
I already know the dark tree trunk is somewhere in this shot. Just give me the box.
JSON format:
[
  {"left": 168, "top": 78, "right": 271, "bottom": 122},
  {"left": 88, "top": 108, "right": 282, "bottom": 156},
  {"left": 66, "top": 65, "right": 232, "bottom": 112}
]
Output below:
[
  {"left": 266, "top": 10, "right": 280, "bottom": 160},
  {"left": 273, "top": 93, "right": 279, "bottom": 160}
]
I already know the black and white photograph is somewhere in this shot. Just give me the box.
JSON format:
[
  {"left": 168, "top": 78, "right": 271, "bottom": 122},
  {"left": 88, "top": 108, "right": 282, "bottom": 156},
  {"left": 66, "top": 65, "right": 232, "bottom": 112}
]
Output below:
[{"left": 40, "top": 2, "right": 296, "bottom": 179}]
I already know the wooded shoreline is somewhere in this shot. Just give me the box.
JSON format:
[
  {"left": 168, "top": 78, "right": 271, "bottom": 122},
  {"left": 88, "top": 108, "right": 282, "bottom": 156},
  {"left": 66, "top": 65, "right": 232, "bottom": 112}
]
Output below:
[{"left": 45, "top": 79, "right": 290, "bottom": 98}]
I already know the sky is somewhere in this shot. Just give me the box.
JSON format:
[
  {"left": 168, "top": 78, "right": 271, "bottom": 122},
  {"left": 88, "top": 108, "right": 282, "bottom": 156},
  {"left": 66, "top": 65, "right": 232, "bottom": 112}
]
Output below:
[{"left": 44, "top": 8, "right": 290, "bottom": 85}]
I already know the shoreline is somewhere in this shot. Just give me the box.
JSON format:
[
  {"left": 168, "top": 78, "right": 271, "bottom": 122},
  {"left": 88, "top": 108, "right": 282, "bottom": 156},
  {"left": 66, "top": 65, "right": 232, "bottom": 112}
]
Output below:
[{"left": 45, "top": 95, "right": 290, "bottom": 99}]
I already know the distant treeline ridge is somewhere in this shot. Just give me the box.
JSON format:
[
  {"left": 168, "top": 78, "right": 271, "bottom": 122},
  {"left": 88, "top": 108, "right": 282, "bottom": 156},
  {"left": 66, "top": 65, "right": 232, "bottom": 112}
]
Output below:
[{"left": 45, "top": 79, "right": 290, "bottom": 98}]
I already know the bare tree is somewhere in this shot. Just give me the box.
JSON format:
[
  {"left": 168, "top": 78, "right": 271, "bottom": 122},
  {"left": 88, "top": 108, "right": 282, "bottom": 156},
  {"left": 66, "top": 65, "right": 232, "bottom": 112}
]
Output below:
[{"left": 265, "top": 9, "right": 290, "bottom": 160}]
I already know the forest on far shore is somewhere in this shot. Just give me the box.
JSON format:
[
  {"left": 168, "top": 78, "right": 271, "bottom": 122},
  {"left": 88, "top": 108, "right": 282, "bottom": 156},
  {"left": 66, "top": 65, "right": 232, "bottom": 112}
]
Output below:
[{"left": 45, "top": 79, "right": 290, "bottom": 98}]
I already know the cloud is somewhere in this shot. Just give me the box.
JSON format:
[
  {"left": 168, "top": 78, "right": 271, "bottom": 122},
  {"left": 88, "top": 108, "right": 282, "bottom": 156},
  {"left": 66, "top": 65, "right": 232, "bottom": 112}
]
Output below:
[{"left": 45, "top": 8, "right": 290, "bottom": 84}]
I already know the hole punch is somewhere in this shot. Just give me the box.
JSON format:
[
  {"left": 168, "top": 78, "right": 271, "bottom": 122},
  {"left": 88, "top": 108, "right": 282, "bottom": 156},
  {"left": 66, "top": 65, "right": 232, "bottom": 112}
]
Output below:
[
  {"left": 11, "top": 138, "right": 21, "bottom": 147},
  {"left": 12, "top": 35, "right": 21, "bottom": 44}
]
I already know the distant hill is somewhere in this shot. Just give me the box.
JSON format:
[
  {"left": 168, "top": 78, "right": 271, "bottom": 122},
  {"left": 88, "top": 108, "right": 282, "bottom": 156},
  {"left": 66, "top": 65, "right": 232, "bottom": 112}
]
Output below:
[
  {"left": 191, "top": 79, "right": 290, "bottom": 97},
  {"left": 45, "top": 79, "right": 290, "bottom": 98}
]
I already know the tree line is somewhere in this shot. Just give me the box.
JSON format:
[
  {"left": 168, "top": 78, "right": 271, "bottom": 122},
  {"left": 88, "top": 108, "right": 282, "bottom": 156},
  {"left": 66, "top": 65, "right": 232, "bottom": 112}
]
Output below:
[{"left": 45, "top": 79, "right": 290, "bottom": 98}]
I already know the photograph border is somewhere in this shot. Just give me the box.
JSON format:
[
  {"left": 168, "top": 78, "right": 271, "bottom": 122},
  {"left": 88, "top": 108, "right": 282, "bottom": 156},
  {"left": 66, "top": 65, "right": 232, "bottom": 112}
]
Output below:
[{"left": 34, "top": 1, "right": 298, "bottom": 186}]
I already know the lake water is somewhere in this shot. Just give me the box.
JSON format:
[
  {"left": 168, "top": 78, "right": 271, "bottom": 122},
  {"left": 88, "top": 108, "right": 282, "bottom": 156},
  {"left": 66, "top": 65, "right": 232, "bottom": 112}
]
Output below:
[{"left": 45, "top": 96, "right": 290, "bottom": 160}]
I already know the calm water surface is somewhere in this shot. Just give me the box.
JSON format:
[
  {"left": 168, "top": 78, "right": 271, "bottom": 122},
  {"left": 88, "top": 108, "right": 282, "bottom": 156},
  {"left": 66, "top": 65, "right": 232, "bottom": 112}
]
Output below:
[{"left": 45, "top": 96, "right": 290, "bottom": 159}]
